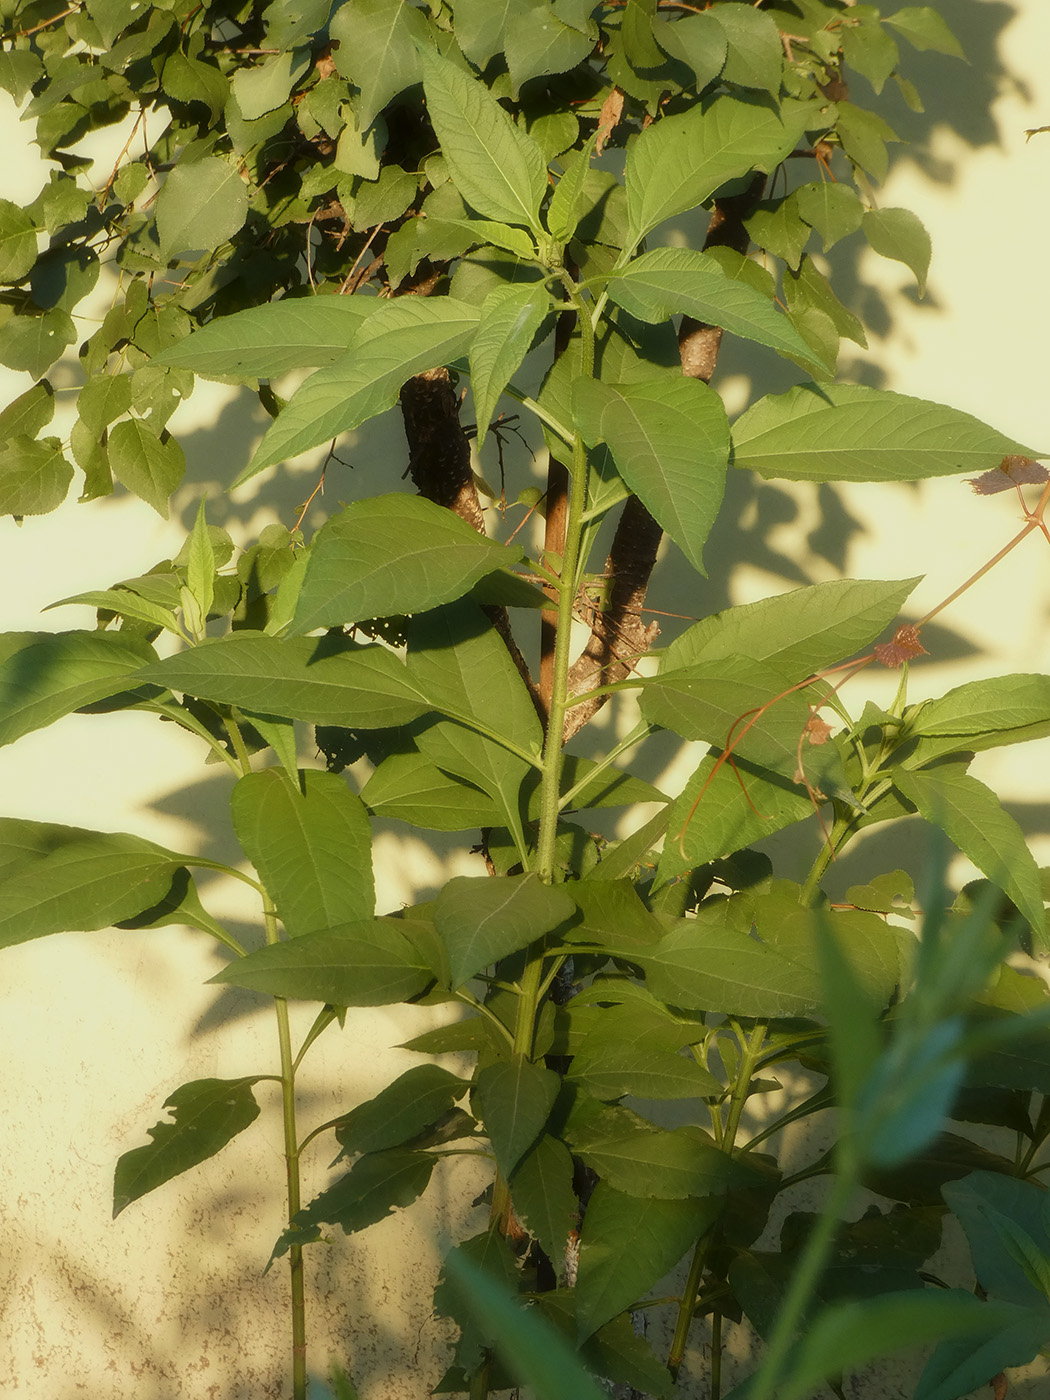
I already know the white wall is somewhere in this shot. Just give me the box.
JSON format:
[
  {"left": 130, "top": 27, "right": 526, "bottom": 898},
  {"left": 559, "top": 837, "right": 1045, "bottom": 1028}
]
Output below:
[{"left": 2, "top": 4, "right": 1050, "bottom": 1397}]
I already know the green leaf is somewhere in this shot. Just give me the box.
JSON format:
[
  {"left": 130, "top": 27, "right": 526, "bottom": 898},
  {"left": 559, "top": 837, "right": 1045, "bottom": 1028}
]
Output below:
[
  {"left": 418, "top": 47, "right": 547, "bottom": 232},
  {"left": 509, "top": 1134, "right": 578, "bottom": 1266},
  {"left": 434, "top": 873, "right": 575, "bottom": 985},
  {"left": 894, "top": 763, "right": 1048, "bottom": 950},
  {"left": 744, "top": 192, "right": 811, "bottom": 270},
  {"left": 155, "top": 296, "right": 382, "bottom": 380},
  {"left": 137, "top": 633, "right": 432, "bottom": 729},
  {"left": 230, "top": 47, "right": 310, "bottom": 121},
  {"left": 108, "top": 419, "right": 186, "bottom": 517},
  {"left": 625, "top": 93, "right": 819, "bottom": 244},
  {"left": 291, "top": 494, "right": 522, "bottom": 633},
  {"left": 731, "top": 383, "right": 1043, "bottom": 482},
  {"left": 0, "top": 307, "right": 77, "bottom": 378},
  {"left": 362, "top": 751, "right": 501, "bottom": 830},
  {"left": 606, "top": 247, "right": 828, "bottom": 373},
  {"left": 335, "top": 1065, "right": 470, "bottom": 1157},
  {"left": 840, "top": 14, "right": 899, "bottom": 94},
  {"left": 184, "top": 497, "right": 215, "bottom": 627},
  {"left": 662, "top": 576, "right": 919, "bottom": 682},
  {"left": 0, "top": 436, "right": 72, "bottom": 516},
  {"left": 0, "top": 198, "right": 38, "bottom": 283},
  {"left": 795, "top": 181, "right": 865, "bottom": 251},
  {"left": 571, "top": 1110, "right": 768, "bottom": 1200},
  {"left": 49, "top": 587, "right": 179, "bottom": 635},
  {"left": 568, "top": 1037, "right": 721, "bottom": 1102},
  {"left": 834, "top": 101, "right": 897, "bottom": 183},
  {"left": 156, "top": 155, "right": 249, "bottom": 262},
  {"left": 113, "top": 1077, "right": 263, "bottom": 1216},
  {"left": 474, "top": 1060, "right": 560, "bottom": 1174},
  {"left": 637, "top": 906, "right": 823, "bottom": 1018},
  {"left": 0, "top": 820, "right": 187, "bottom": 949},
  {"left": 884, "top": 7, "right": 966, "bottom": 60},
  {"left": 0, "top": 378, "right": 54, "bottom": 440},
  {"left": 208, "top": 917, "right": 433, "bottom": 1004},
  {"left": 707, "top": 3, "right": 782, "bottom": 93},
  {"left": 231, "top": 768, "right": 374, "bottom": 937},
  {"left": 575, "top": 1184, "right": 718, "bottom": 1339},
  {"left": 659, "top": 752, "right": 813, "bottom": 883},
  {"left": 573, "top": 375, "right": 729, "bottom": 574},
  {"left": 652, "top": 12, "right": 726, "bottom": 91},
  {"left": 241, "top": 298, "right": 481, "bottom": 482},
  {"left": 545, "top": 136, "right": 597, "bottom": 245},
  {"left": 908, "top": 674, "right": 1050, "bottom": 742},
  {"left": 774, "top": 1291, "right": 1022, "bottom": 1400},
  {"left": 276, "top": 1149, "right": 435, "bottom": 1252},
  {"left": 505, "top": 2, "right": 594, "bottom": 96},
  {"left": 0, "top": 630, "right": 155, "bottom": 747},
  {"left": 916, "top": 1310, "right": 1050, "bottom": 1400},
  {"left": 329, "top": 0, "right": 428, "bottom": 127},
  {"left": 863, "top": 206, "right": 932, "bottom": 296},
  {"left": 469, "top": 283, "right": 550, "bottom": 445}
]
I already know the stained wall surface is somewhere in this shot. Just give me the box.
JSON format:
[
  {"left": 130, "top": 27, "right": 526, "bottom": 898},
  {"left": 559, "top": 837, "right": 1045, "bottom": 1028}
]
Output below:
[{"left": 1, "top": 4, "right": 1050, "bottom": 1398}]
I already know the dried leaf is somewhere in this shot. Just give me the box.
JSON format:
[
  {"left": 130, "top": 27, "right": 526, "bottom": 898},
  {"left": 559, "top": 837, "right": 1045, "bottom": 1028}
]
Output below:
[{"left": 875, "top": 624, "right": 927, "bottom": 669}]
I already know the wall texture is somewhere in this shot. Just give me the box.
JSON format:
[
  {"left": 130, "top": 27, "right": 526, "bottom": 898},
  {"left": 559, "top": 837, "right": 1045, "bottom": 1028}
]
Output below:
[{"left": 1, "top": 4, "right": 1049, "bottom": 1397}]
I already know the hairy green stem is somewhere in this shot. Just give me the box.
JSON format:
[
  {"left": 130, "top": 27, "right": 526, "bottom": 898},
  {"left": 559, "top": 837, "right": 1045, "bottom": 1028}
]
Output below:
[
  {"left": 668, "top": 1230, "right": 713, "bottom": 1380},
  {"left": 264, "top": 891, "right": 307, "bottom": 1400}
]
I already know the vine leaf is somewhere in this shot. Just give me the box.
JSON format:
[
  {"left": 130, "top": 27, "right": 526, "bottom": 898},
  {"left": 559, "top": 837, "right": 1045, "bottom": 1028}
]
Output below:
[{"left": 113, "top": 1077, "right": 265, "bottom": 1216}]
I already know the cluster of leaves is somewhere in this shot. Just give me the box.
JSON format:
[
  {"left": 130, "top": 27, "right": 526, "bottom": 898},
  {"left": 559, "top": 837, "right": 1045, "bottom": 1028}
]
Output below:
[{"left": 4, "top": 2, "right": 1050, "bottom": 1399}]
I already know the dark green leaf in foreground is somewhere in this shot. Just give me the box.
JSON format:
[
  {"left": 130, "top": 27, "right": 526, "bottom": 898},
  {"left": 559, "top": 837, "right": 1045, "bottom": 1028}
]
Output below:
[
  {"left": 0, "top": 630, "right": 155, "bottom": 748},
  {"left": 209, "top": 917, "right": 434, "bottom": 1004},
  {"left": 434, "top": 873, "right": 576, "bottom": 986},
  {"left": 292, "top": 494, "right": 522, "bottom": 634},
  {"left": 113, "top": 1077, "right": 264, "bottom": 1216},
  {"left": 0, "top": 820, "right": 187, "bottom": 948},
  {"left": 138, "top": 633, "right": 432, "bottom": 729},
  {"left": 509, "top": 1135, "right": 578, "bottom": 1269},
  {"left": 231, "top": 768, "right": 374, "bottom": 936},
  {"left": 443, "top": 1250, "right": 608, "bottom": 1400},
  {"left": 731, "top": 383, "right": 1043, "bottom": 482}
]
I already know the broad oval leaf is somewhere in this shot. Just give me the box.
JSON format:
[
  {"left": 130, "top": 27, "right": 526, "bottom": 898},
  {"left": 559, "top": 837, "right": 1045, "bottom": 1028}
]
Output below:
[
  {"left": 113, "top": 1076, "right": 264, "bottom": 1216},
  {"left": 137, "top": 632, "right": 432, "bottom": 729},
  {"left": 863, "top": 206, "right": 933, "bottom": 295},
  {"left": 108, "top": 418, "right": 186, "bottom": 517},
  {"left": 573, "top": 375, "right": 729, "bottom": 575},
  {"left": 231, "top": 768, "right": 374, "bottom": 937},
  {"left": 362, "top": 751, "right": 501, "bottom": 830},
  {"left": 434, "top": 872, "right": 576, "bottom": 986},
  {"left": 606, "top": 247, "right": 828, "bottom": 374},
  {"left": 908, "top": 674, "right": 1050, "bottom": 740},
  {"left": 509, "top": 1134, "right": 578, "bottom": 1268},
  {"left": 240, "top": 297, "right": 481, "bottom": 482},
  {"left": 0, "top": 197, "right": 38, "bottom": 283},
  {"left": 154, "top": 295, "right": 382, "bottom": 380},
  {"left": 0, "top": 629, "right": 155, "bottom": 747},
  {"left": 156, "top": 155, "right": 249, "bottom": 262},
  {"left": 209, "top": 916, "right": 434, "bottom": 1004},
  {"left": 419, "top": 47, "right": 547, "bottom": 232},
  {"left": 292, "top": 494, "right": 523, "bottom": 634},
  {"left": 0, "top": 435, "right": 72, "bottom": 515},
  {"left": 274, "top": 1149, "right": 436, "bottom": 1257},
  {"left": 329, "top": 0, "right": 428, "bottom": 128},
  {"left": 731, "top": 383, "right": 1044, "bottom": 482}
]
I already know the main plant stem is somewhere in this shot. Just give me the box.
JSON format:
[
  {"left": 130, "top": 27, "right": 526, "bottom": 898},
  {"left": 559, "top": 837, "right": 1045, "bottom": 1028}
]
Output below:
[
  {"left": 232, "top": 709, "right": 307, "bottom": 1400},
  {"left": 264, "top": 891, "right": 307, "bottom": 1400}
]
